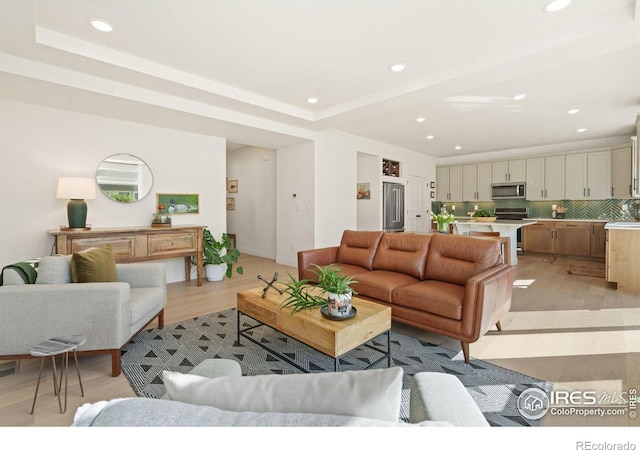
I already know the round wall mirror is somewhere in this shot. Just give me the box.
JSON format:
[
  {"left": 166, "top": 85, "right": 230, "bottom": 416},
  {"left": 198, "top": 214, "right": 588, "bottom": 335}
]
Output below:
[{"left": 96, "top": 154, "right": 153, "bottom": 203}]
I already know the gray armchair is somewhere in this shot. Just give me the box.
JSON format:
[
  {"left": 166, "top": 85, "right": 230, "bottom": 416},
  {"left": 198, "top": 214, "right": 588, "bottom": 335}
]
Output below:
[{"left": 0, "top": 257, "right": 166, "bottom": 376}]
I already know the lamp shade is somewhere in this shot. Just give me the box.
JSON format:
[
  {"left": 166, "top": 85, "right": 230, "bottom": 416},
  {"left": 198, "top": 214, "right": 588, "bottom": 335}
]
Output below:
[{"left": 56, "top": 177, "right": 96, "bottom": 200}]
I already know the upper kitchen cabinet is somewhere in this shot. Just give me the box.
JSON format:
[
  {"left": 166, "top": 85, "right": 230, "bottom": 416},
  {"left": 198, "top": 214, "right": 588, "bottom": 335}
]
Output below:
[
  {"left": 565, "top": 150, "right": 611, "bottom": 200},
  {"left": 462, "top": 162, "right": 492, "bottom": 202},
  {"left": 436, "top": 165, "right": 463, "bottom": 202},
  {"left": 492, "top": 159, "right": 525, "bottom": 183},
  {"left": 612, "top": 144, "right": 632, "bottom": 198},
  {"left": 526, "top": 155, "right": 565, "bottom": 200}
]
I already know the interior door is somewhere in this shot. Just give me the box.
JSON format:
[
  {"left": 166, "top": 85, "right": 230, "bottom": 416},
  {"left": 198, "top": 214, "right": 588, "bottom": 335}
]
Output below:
[{"left": 406, "top": 176, "right": 430, "bottom": 232}]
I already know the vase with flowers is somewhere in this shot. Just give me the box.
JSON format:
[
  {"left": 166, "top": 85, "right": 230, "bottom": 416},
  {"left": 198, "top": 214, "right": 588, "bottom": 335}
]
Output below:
[{"left": 431, "top": 210, "right": 456, "bottom": 233}]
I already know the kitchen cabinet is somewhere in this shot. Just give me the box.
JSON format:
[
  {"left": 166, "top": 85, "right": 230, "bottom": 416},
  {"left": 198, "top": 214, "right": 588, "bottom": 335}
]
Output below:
[
  {"left": 492, "top": 159, "right": 525, "bottom": 183},
  {"left": 523, "top": 221, "right": 604, "bottom": 257},
  {"left": 612, "top": 145, "right": 632, "bottom": 198},
  {"left": 436, "top": 165, "right": 463, "bottom": 202},
  {"left": 462, "top": 162, "right": 492, "bottom": 201},
  {"left": 590, "top": 222, "right": 606, "bottom": 258},
  {"left": 565, "top": 150, "right": 611, "bottom": 200},
  {"left": 526, "top": 155, "right": 565, "bottom": 200}
]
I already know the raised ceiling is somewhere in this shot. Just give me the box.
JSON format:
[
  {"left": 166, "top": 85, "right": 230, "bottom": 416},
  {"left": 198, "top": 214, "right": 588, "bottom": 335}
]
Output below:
[{"left": 1, "top": 0, "right": 639, "bottom": 158}]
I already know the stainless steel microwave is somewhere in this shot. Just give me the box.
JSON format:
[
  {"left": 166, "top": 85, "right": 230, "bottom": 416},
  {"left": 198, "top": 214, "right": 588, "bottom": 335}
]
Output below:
[{"left": 491, "top": 183, "right": 526, "bottom": 199}]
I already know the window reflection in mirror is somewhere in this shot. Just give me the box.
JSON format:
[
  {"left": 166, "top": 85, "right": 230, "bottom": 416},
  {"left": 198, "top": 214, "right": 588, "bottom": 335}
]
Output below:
[{"left": 96, "top": 154, "right": 153, "bottom": 202}]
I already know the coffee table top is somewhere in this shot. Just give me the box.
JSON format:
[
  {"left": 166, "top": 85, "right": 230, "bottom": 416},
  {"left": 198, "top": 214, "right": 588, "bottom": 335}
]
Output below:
[{"left": 237, "top": 287, "right": 391, "bottom": 358}]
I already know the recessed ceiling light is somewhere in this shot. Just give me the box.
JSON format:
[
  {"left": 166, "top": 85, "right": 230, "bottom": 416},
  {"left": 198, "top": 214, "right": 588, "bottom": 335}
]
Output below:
[
  {"left": 567, "top": 108, "right": 580, "bottom": 114},
  {"left": 544, "top": 0, "right": 571, "bottom": 13},
  {"left": 454, "top": 145, "right": 462, "bottom": 150},
  {"left": 426, "top": 135, "right": 434, "bottom": 140},
  {"left": 389, "top": 64, "right": 406, "bottom": 73},
  {"left": 306, "top": 97, "right": 318, "bottom": 104},
  {"left": 512, "top": 94, "right": 527, "bottom": 101},
  {"left": 415, "top": 117, "right": 426, "bottom": 123},
  {"left": 90, "top": 19, "right": 114, "bottom": 32},
  {"left": 577, "top": 128, "right": 587, "bottom": 133}
]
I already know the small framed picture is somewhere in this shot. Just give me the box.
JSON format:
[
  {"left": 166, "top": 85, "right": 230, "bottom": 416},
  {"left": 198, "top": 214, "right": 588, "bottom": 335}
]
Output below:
[
  {"left": 227, "top": 179, "right": 238, "bottom": 193},
  {"left": 430, "top": 181, "right": 436, "bottom": 189},
  {"left": 226, "top": 197, "right": 235, "bottom": 210},
  {"left": 430, "top": 191, "right": 435, "bottom": 198},
  {"left": 357, "top": 182, "right": 371, "bottom": 199}
]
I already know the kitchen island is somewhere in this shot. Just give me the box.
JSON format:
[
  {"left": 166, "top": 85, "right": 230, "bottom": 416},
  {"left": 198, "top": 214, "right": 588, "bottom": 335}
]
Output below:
[
  {"left": 454, "top": 220, "right": 537, "bottom": 265},
  {"left": 605, "top": 222, "right": 640, "bottom": 293}
]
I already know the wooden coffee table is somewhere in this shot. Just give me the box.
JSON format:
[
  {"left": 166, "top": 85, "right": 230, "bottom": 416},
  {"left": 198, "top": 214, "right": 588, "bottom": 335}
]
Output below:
[{"left": 236, "top": 287, "right": 392, "bottom": 372}]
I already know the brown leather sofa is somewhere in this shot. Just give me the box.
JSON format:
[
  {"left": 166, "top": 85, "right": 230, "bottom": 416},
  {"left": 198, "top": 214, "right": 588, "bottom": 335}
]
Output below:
[{"left": 297, "top": 230, "right": 514, "bottom": 363}]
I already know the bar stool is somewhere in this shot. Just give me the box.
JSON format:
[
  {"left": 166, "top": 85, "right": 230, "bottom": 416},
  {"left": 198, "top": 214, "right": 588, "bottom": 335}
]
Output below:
[{"left": 30, "top": 335, "right": 85, "bottom": 414}]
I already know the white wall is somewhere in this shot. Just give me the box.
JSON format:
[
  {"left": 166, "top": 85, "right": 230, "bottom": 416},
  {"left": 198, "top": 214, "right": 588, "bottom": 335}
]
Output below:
[
  {"left": 357, "top": 152, "right": 381, "bottom": 230},
  {"left": 0, "top": 99, "right": 227, "bottom": 283},
  {"left": 226, "top": 146, "right": 277, "bottom": 259},
  {"left": 276, "top": 142, "right": 315, "bottom": 267},
  {"left": 313, "top": 130, "right": 438, "bottom": 248}
]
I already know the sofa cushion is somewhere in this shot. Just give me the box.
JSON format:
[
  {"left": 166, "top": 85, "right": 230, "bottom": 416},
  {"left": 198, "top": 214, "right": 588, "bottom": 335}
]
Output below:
[
  {"left": 336, "top": 230, "right": 383, "bottom": 270},
  {"left": 353, "top": 270, "right": 419, "bottom": 303},
  {"left": 392, "top": 280, "right": 465, "bottom": 320},
  {"left": 72, "top": 397, "right": 450, "bottom": 427},
  {"left": 424, "top": 233, "right": 501, "bottom": 286},
  {"left": 372, "top": 233, "right": 431, "bottom": 279},
  {"left": 36, "top": 255, "right": 72, "bottom": 284},
  {"left": 71, "top": 246, "right": 117, "bottom": 283},
  {"left": 163, "top": 366, "right": 403, "bottom": 422}
]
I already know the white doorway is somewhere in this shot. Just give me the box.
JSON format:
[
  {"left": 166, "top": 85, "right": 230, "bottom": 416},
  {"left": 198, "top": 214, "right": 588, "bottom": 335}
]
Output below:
[{"left": 406, "top": 175, "right": 430, "bottom": 233}]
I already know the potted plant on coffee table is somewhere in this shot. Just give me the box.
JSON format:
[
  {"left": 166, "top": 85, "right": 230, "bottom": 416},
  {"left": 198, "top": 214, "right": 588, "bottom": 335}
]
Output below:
[
  {"left": 310, "top": 263, "right": 358, "bottom": 318},
  {"left": 202, "top": 229, "right": 243, "bottom": 281}
]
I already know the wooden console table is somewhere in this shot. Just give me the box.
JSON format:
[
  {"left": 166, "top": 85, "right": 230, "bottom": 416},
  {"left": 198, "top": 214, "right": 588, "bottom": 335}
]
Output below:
[{"left": 49, "top": 225, "right": 205, "bottom": 286}]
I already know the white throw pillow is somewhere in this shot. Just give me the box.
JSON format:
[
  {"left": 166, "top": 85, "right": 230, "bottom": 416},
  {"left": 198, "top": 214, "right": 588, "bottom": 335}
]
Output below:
[
  {"left": 163, "top": 367, "right": 403, "bottom": 423},
  {"left": 36, "top": 255, "right": 72, "bottom": 284}
]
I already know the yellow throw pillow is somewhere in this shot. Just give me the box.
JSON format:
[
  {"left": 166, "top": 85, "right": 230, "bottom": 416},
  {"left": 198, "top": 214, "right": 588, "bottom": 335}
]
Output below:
[{"left": 71, "top": 245, "right": 117, "bottom": 283}]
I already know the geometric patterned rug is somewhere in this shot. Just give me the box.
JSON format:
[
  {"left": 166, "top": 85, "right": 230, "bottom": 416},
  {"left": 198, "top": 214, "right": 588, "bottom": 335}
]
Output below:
[{"left": 121, "top": 309, "right": 553, "bottom": 426}]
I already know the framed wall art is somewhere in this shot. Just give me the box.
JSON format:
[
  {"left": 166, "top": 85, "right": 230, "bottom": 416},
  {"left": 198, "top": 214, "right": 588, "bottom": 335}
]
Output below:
[
  {"left": 227, "top": 179, "right": 238, "bottom": 193},
  {"left": 226, "top": 197, "right": 235, "bottom": 210},
  {"left": 157, "top": 193, "right": 199, "bottom": 214},
  {"left": 357, "top": 182, "right": 371, "bottom": 199}
]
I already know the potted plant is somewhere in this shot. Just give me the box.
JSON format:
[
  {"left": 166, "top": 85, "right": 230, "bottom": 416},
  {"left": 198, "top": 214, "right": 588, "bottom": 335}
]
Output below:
[
  {"left": 202, "top": 229, "right": 243, "bottom": 281},
  {"left": 280, "top": 273, "right": 327, "bottom": 315},
  {"left": 473, "top": 209, "right": 497, "bottom": 222},
  {"left": 310, "top": 263, "right": 358, "bottom": 318}
]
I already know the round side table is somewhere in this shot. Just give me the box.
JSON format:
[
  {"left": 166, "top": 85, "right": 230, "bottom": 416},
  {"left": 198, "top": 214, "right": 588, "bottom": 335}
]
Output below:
[{"left": 30, "top": 335, "right": 86, "bottom": 414}]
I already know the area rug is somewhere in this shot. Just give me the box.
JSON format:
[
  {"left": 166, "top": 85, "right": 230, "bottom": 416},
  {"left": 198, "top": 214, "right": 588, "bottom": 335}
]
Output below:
[
  {"left": 121, "top": 309, "right": 552, "bottom": 427},
  {"left": 568, "top": 264, "right": 605, "bottom": 278}
]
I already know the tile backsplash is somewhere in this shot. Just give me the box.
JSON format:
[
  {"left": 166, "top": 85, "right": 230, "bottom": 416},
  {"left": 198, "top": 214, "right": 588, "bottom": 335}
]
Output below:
[{"left": 432, "top": 199, "right": 640, "bottom": 221}]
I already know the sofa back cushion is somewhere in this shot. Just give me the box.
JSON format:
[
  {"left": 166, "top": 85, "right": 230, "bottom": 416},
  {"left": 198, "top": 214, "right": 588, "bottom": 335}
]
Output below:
[
  {"left": 335, "top": 230, "right": 383, "bottom": 270},
  {"left": 163, "top": 366, "right": 403, "bottom": 423},
  {"left": 372, "top": 233, "right": 432, "bottom": 279},
  {"left": 425, "top": 233, "right": 501, "bottom": 286},
  {"left": 36, "top": 255, "right": 72, "bottom": 284}
]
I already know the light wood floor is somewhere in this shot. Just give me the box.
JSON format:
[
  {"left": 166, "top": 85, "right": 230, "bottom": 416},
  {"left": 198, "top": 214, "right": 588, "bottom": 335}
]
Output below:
[{"left": 1, "top": 253, "right": 638, "bottom": 427}]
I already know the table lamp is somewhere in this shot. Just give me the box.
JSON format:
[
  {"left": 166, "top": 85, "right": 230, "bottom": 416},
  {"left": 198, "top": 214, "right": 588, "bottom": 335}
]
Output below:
[{"left": 56, "top": 177, "right": 97, "bottom": 229}]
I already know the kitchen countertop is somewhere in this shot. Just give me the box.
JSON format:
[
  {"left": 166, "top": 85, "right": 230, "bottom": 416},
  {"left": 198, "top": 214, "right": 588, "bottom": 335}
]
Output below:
[
  {"left": 604, "top": 222, "right": 640, "bottom": 230},
  {"left": 526, "top": 218, "right": 609, "bottom": 223}
]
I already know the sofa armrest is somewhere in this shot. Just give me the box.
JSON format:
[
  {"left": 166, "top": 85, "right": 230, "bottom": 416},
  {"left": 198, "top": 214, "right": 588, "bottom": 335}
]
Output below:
[
  {"left": 0, "top": 283, "right": 131, "bottom": 356},
  {"left": 116, "top": 262, "right": 166, "bottom": 289},
  {"left": 297, "top": 246, "right": 338, "bottom": 280},
  {"left": 410, "top": 372, "right": 489, "bottom": 426},
  {"left": 462, "top": 264, "right": 515, "bottom": 340}
]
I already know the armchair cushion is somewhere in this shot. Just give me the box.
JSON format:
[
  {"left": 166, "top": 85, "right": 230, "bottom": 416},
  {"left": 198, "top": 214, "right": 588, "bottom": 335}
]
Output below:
[{"left": 71, "top": 246, "right": 117, "bottom": 283}]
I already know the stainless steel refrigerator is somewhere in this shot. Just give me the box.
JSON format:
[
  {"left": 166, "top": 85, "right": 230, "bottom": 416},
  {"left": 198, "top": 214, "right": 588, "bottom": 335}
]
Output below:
[{"left": 383, "top": 182, "right": 405, "bottom": 232}]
